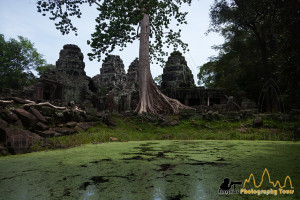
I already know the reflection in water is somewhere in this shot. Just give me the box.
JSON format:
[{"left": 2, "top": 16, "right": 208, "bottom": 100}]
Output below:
[
  {"left": 81, "top": 185, "right": 96, "bottom": 200},
  {"left": 153, "top": 186, "right": 165, "bottom": 200},
  {"left": 193, "top": 183, "right": 207, "bottom": 199},
  {"left": 16, "top": 183, "right": 28, "bottom": 200}
]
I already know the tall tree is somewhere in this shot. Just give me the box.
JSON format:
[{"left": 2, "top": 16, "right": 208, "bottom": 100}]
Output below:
[
  {"left": 37, "top": 0, "right": 192, "bottom": 114},
  {"left": 199, "top": 0, "right": 300, "bottom": 110},
  {"left": 0, "top": 34, "right": 46, "bottom": 89},
  {"left": 36, "top": 64, "right": 56, "bottom": 76}
]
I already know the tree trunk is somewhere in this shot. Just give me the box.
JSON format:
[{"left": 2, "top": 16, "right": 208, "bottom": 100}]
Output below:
[{"left": 135, "top": 13, "right": 190, "bottom": 114}]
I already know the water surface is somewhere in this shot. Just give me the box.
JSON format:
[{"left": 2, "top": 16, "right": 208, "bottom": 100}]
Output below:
[{"left": 0, "top": 140, "right": 299, "bottom": 199}]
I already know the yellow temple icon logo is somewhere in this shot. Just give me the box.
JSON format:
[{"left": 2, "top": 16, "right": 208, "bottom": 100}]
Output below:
[
  {"left": 243, "top": 168, "right": 294, "bottom": 189},
  {"left": 240, "top": 168, "right": 295, "bottom": 196}
]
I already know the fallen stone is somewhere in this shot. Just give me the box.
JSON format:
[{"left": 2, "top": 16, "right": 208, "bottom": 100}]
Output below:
[
  {"left": 0, "top": 119, "right": 8, "bottom": 129},
  {"left": 29, "top": 107, "right": 47, "bottom": 123},
  {"left": 52, "top": 127, "right": 77, "bottom": 135},
  {"left": 243, "top": 123, "right": 252, "bottom": 128},
  {"left": 13, "top": 120, "right": 24, "bottom": 129},
  {"left": 5, "top": 127, "right": 41, "bottom": 154},
  {"left": 169, "top": 120, "right": 179, "bottom": 126},
  {"left": 0, "top": 110, "right": 19, "bottom": 123},
  {"left": 88, "top": 122, "right": 98, "bottom": 126},
  {"left": 77, "top": 122, "right": 92, "bottom": 131},
  {"left": 36, "top": 122, "right": 49, "bottom": 131},
  {"left": 38, "top": 130, "right": 59, "bottom": 138},
  {"left": 237, "top": 127, "right": 247, "bottom": 133},
  {"left": 109, "top": 137, "right": 118, "bottom": 142},
  {"left": 253, "top": 118, "right": 263, "bottom": 128},
  {"left": 55, "top": 144, "right": 68, "bottom": 149},
  {"left": 0, "top": 145, "right": 8, "bottom": 156},
  {"left": 202, "top": 124, "right": 213, "bottom": 129},
  {"left": 38, "top": 106, "right": 55, "bottom": 117},
  {"left": 66, "top": 122, "right": 77, "bottom": 128},
  {"left": 85, "top": 115, "right": 101, "bottom": 122},
  {"left": 102, "top": 115, "right": 116, "bottom": 127},
  {"left": 13, "top": 108, "right": 37, "bottom": 128},
  {"left": 136, "top": 127, "right": 142, "bottom": 131},
  {"left": 160, "top": 119, "right": 171, "bottom": 126},
  {"left": 74, "top": 126, "right": 84, "bottom": 132},
  {"left": 190, "top": 119, "right": 200, "bottom": 127},
  {"left": 0, "top": 119, "right": 8, "bottom": 143},
  {"left": 44, "top": 117, "right": 53, "bottom": 124}
]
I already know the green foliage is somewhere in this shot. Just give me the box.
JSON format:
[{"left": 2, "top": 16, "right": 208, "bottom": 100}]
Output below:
[
  {"left": 154, "top": 74, "right": 162, "bottom": 86},
  {"left": 0, "top": 34, "right": 46, "bottom": 89},
  {"left": 36, "top": 64, "right": 55, "bottom": 76},
  {"left": 37, "top": 0, "right": 192, "bottom": 64},
  {"left": 198, "top": 0, "right": 300, "bottom": 109}
]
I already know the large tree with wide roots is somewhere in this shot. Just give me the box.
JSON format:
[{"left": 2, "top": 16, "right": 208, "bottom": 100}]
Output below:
[{"left": 37, "top": 0, "right": 192, "bottom": 114}]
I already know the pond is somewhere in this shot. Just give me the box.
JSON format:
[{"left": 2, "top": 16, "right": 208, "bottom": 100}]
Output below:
[{"left": 0, "top": 140, "right": 299, "bottom": 199}]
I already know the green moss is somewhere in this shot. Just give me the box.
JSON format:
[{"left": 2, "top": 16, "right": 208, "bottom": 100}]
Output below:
[{"left": 1, "top": 140, "right": 299, "bottom": 199}]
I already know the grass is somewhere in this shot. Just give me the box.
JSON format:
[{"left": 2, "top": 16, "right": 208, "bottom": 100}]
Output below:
[{"left": 31, "top": 114, "right": 298, "bottom": 151}]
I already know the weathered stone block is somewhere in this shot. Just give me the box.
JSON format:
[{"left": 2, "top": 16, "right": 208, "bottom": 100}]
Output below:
[
  {"left": 0, "top": 110, "right": 19, "bottom": 123},
  {"left": 5, "top": 127, "right": 40, "bottom": 154},
  {"left": 36, "top": 122, "right": 49, "bottom": 131},
  {"left": 29, "top": 107, "right": 47, "bottom": 123},
  {"left": 13, "top": 108, "right": 37, "bottom": 128},
  {"left": 52, "top": 127, "right": 77, "bottom": 135},
  {"left": 253, "top": 118, "right": 263, "bottom": 128},
  {"left": 179, "top": 109, "right": 196, "bottom": 119}
]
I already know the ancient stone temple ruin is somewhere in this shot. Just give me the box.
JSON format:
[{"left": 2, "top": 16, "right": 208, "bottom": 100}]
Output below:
[
  {"left": 92, "top": 56, "right": 139, "bottom": 112},
  {"left": 160, "top": 51, "right": 227, "bottom": 107},
  {"left": 161, "top": 51, "right": 195, "bottom": 89},
  {"left": 32, "top": 44, "right": 233, "bottom": 113},
  {"left": 126, "top": 58, "right": 139, "bottom": 90},
  {"left": 93, "top": 55, "right": 126, "bottom": 91},
  {"left": 35, "top": 44, "right": 96, "bottom": 105}
]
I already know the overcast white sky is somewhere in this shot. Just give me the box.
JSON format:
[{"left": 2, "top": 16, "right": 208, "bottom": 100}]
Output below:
[{"left": 0, "top": 0, "right": 224, "bottom": 84}]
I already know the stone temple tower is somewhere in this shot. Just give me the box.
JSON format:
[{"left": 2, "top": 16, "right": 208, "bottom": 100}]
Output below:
[
  {"left": 161, "top": 51, "right": 195, "bottom": 89},
  {"left": 96, "top": 55, "right": 127, "bottom": 91},
  {"left": 56, "top": 44, "right": 86, "bottom": 76},
  {"left": 36, "top": 44, "right": 95, "bottom": 104}
]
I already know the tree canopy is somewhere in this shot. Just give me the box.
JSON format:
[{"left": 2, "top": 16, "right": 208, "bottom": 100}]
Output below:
[
  {"left": 198, "top": 0, "right": 300, "bottom": 109},
  {"left": 37, "top": 0, "right": 192, "bottom": 114},
  {"left": 37, "top": 0, "right": 191, "bottom": 64},
  {"left": 0, "top": 34, "right": 46, "bottom": 89}
]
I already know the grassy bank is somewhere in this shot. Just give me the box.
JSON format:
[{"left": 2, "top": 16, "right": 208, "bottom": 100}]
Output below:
[{"left": 32, "top": 115, "right": 298, "bottom": 151}]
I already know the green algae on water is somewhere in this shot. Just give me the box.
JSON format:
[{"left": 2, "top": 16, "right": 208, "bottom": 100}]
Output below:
[{"left": 0, "top": 140, "right": 299, "bottom": 199}]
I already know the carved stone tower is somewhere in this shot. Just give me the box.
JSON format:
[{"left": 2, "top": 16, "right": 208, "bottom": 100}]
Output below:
[
  {"left": 56, "top": 44, "right": 86, "bottom": 76},
  {"left": 161, "top": 51, "right": 195, "bottom": 89}
]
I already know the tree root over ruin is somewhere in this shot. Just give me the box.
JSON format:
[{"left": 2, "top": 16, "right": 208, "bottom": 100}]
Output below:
[
  {"left": 1, "top": 97, "right": 85, "bottom": 113},
  {"left": 22, "top": 102, "right": 66, "bottom": 110},
  {"left": 135, "top": 79, "right": 192, "bottom": 115}
]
